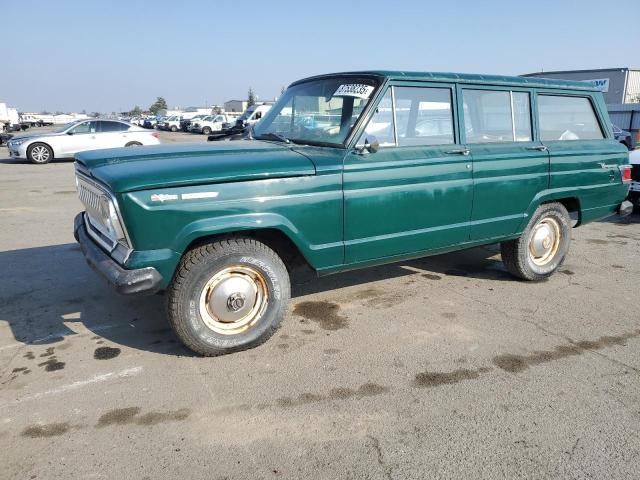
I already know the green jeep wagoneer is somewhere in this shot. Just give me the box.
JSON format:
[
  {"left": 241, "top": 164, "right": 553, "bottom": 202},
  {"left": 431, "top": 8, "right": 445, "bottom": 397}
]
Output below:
[{"left": 73, "top": 71, "right": 633, "bottom": 356}]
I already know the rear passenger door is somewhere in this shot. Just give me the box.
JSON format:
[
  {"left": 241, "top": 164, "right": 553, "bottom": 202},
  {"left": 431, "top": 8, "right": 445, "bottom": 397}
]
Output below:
[
  {"left": 344, "top": 83, "right": 474, "bottom": 264},
  {"left": 97, "top": 121, "right": 130, "bottom": 148},
  {"left": 459, "top": 86, "right": 549, "bottom": 240}
]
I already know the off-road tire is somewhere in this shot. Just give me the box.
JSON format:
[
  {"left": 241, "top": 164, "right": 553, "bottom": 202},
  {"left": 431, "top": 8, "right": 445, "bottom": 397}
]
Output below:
[
  {"left": 167, "top": 238, "right": 291, "bottom": 356},
  {"left": 501, "top": 202, "right": 571, "bottom": 281},
  {"left": 27, "top": 142, "right": 53, "bottom": 164}
]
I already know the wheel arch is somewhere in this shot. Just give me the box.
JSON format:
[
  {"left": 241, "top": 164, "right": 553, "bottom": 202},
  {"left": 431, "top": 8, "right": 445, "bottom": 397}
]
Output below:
[
  {"left": 172, "top": 214, "right": 319, "bottom": 276},
  {"left": 518, "top": 192, "right": 582, "bottom": 232}
]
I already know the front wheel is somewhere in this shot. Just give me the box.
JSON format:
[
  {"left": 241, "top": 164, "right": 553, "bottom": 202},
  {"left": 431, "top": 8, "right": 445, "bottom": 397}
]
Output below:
[
  {"left": 202, "top": 126, "right": 211, "bottom": 135},
  {"left": 501, "top": 202, "right": 571, "bottom": 281},
  {"left": 27, "top": 142, "right": 53, "bottom": 164},
  {"left": 167, "top": 238, "right": 291, "bottom": 356},
  {"left": 170, "top": 125, "right": 177, "bottom": 132}
]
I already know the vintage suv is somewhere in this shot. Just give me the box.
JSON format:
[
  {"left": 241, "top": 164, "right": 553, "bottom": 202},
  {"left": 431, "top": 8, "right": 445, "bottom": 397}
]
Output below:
[{"left": 73, "top": 71, "right": 633, "bottom": 356}]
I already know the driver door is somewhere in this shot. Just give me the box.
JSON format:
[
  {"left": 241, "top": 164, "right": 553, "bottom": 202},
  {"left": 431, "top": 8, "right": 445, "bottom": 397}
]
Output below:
[
  {"left": 60, "top": 120, "right": 99, "bottom": 155},
  {"left": 343, "top": 83, "right": 474, "bottom": 264}
]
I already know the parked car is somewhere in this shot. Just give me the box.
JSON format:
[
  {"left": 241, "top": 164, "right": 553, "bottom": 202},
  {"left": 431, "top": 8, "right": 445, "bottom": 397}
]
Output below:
[
  {"left": 161, "top": 115, "right": 182, "bottom": 132},
  {"left": 612, "top": 124, "right": 632, "bottom": 149},
  {"left": 7, "top": 119, "right": 160, "bottom": 164},
  {"left": 73, "top": 70, "right": 632, "bottom": 356},
  {"left": 181, "top": 115, "right": 207, "bottom": 132},
  {"left": 143, "top": 117, "right": 160, "bottom": 129},
  {"left": 628, "top": 149, "right": 640, "bottom": 208},
  {"left": 190, "top": 114, "right": 229, "bottom": 135}
]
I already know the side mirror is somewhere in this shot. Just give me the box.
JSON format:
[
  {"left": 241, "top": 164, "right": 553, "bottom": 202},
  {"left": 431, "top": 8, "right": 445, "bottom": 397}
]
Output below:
[{"left": 357, "top": 135, "right": 380, "bottom": 155}]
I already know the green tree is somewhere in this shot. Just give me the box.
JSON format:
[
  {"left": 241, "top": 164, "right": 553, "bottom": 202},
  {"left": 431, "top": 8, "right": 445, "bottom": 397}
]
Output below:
[
  {"left": 130, "top": 105, "right": 142, "bottom": 116},
  {"left": 247, "top": 88, "right": 256, "bottom": 107},
  {"left": 149, "top": 97, "right": 168, "bottom": 115}
]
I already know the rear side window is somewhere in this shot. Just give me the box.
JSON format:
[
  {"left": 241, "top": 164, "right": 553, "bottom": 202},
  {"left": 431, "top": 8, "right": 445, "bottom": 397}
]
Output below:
[
  {"left": 394, "top": 87, "right": 454, "bottom": 146},
  {"left": 462, "top": 89, "right": 532, "bottom": 143},
  {"left": 100, "top": 121, "right": 129, "bottom": 132},
  {"left": 538, "top": 95, "right": 603, "bottom": 141}
]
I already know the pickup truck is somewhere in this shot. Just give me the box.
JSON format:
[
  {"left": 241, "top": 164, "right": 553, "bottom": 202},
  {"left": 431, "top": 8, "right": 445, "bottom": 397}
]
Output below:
[{"left": 73, "top": 70, "right": 633, "bottom": 356}]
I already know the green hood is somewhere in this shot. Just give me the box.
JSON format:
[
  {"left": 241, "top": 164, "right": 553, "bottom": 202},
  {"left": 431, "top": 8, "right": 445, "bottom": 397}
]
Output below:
[{"left": 75, "top": 140, "right": 316, "bottom": 193}]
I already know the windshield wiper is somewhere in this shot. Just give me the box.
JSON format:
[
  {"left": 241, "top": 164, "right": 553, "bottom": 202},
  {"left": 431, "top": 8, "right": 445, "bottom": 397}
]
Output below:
[{"left": 257, "top": 132, "right": 290, "bottom": 144}]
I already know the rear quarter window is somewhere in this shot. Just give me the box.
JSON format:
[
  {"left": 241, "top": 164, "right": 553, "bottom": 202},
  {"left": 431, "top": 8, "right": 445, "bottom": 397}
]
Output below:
[{"left": 538, "top": 95, "right": 604, "bottom": 141}]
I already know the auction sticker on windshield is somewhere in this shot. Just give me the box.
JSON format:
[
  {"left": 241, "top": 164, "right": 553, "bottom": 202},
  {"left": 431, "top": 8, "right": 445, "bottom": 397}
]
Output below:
[{"left": 333, "top": 84, "right": 375, "bottom": 99}]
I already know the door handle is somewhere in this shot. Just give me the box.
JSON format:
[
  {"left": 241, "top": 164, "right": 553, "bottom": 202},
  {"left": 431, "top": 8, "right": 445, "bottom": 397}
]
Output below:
[
  {"left": 526, "top": 145, "right": 548, "bottom": 151},
  {"left": 445, "top": 148, "right": 470, "bottom": 156}
]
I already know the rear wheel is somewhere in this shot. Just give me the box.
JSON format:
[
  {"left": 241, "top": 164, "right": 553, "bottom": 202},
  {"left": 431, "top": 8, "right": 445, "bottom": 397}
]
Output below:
[
  {"left": 27, "top": 143, "right": 53, "bottom": 164},
  {"left": 167, "top": 238, "right": 291, "bottom": 356},
  {"left": 501, "top": 202, "right": 571, "bottom": 281},
  {"left": 170, "top": 125, "right": 178, "bottom": 132}
]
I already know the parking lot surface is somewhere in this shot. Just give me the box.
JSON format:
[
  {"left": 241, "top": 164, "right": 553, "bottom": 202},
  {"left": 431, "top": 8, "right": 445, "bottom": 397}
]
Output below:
[{"left": 1, "top": 131, "right": 639, "bottom": 479}]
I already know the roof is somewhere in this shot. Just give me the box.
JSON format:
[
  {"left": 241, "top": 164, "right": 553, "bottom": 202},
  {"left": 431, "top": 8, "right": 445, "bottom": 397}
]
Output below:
[
  {"left": 291, "top": 70, "right": 601, "bottom": 91},
  {"left": 523, "top": 67, "right": 639, "bottom": 76}
]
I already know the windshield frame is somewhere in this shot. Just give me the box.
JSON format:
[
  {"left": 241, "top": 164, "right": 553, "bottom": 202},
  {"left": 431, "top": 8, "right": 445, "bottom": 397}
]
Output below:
[{"left": 253, "top": 75, "right": 383, "bottom": 148}]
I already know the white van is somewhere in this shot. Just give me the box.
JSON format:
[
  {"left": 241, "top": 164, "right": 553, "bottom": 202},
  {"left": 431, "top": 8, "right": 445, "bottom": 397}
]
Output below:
[{"left": 236, "top": 104, "right": 272, "bottom": 129}]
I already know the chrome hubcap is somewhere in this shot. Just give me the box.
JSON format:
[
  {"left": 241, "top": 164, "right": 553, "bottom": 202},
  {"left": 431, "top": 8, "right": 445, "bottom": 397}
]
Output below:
[
  {"left": 198, "top": 266, "right": 268, "bottom": 335},
  {"left": 32, "top": 146, "right": 49, "bottom": 162},
  {"left": 528, "top": 217, "right": 561, "bottom": 266}
]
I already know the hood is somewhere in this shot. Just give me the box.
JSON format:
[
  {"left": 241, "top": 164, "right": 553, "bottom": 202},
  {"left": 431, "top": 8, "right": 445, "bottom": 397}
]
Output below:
[
  {"left": 10, "top": 131, "right": 65, "bottom": 141},
  {"left": 75, "top": 140, "right": 316, "bottom": 193}
]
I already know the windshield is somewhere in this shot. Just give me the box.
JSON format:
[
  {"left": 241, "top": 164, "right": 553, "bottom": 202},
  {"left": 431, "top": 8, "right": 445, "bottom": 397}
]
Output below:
[{"left": 253, "top": 77, "right": 379, "bottom": 146}]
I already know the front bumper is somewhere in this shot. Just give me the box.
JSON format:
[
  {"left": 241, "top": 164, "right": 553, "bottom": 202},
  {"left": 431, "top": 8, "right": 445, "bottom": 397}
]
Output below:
[{"left": 74, "top": 213, "right": 163, "bottom": 295}]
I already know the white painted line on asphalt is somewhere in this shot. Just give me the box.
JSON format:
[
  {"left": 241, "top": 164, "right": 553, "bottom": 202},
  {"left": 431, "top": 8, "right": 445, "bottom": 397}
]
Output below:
[{"left": 0, "top": 366, "right": 143, "bottom": 409}]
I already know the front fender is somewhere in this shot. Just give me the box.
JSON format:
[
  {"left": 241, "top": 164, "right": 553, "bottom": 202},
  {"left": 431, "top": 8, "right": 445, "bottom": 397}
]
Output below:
[{"left": 172, "top": 212, "right": 315, "bottom": 262}]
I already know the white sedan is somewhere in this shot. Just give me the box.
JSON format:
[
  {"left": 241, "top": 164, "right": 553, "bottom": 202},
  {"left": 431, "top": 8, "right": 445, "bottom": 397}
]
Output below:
[{"left": 6, "top": 119, "right": 161, "bottom": 164}]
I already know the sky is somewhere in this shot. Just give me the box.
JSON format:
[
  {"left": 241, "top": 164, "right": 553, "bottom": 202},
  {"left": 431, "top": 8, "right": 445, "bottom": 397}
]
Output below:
[{"left": 2, "top": 0, "right": 639, "bottom": 113}]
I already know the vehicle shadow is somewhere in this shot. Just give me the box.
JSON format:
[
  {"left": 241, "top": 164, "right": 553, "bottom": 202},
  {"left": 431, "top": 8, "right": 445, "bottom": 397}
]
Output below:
[
  {"left": 0, "top": 242, "right": 510, "bottom": 356},
  {"left": 597, "top": 210, "right": 640, "bottom": 225}
]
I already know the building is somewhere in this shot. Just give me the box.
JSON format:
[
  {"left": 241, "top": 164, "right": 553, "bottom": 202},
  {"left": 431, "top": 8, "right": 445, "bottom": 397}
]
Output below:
[
  {"left": 523, "top": 67, "right": 640, "bottom": 147},
  {"left": 224, "top": 100, "right": 248, "bottom": 113},
  {"left": 523, "top": 67, "right": 640, "bottom": 104}
]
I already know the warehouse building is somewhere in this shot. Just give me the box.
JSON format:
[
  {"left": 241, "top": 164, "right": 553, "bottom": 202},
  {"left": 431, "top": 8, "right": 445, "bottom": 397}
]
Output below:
[{"left": 523, "top": 67, "right": 640, "bottom": 147}]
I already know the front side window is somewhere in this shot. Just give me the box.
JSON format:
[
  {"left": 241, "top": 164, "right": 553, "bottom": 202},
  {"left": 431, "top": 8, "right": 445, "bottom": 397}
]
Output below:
[
  {"left": 394, "top": 87, "right": 454, "bottom": 146},
  {"left": 362, "top": 89, "right": 395, "bottom": 146},
  {"left": 254, "top": 77, "right": 379, "bottom": 146},
  {"left": 70, "top": 121, "right": 97, "bottom": 134},
  {"left": 538, "top": 95, "right": 603, "bottom": 141},
  {"left": 463, "top": 89, "right": 532, "bottom": 143}
]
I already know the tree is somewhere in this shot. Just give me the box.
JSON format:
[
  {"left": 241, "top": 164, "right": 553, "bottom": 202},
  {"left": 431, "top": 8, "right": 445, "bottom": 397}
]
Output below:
[
  {"left": 130, "top": 105, "right": 142, "bottom": 116},
  {"left": 213, "top": 106, "right": 222, "bottom": 115},
  {"left": 247, "top": 88, "right": 256, "bottom": 107},
  {"left": 149, "top": 97, "right": 168, "bottom": 115}
]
